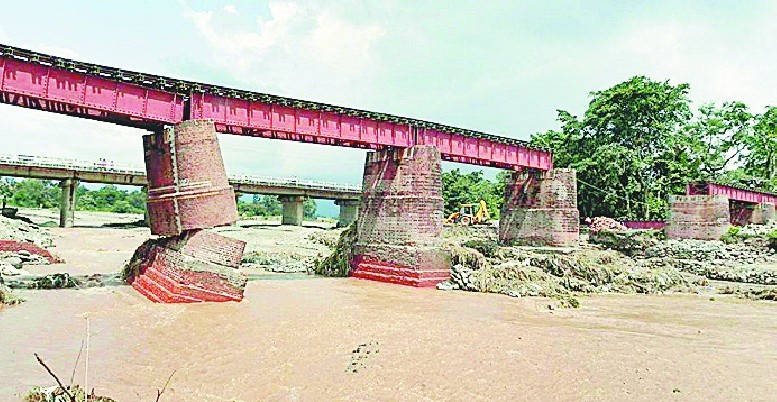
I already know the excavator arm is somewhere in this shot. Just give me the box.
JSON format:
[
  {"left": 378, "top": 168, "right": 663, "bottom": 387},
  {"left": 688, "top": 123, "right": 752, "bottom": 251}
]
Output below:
[{"left": 475, "top": 200, "right": 490, "bottom": 223}]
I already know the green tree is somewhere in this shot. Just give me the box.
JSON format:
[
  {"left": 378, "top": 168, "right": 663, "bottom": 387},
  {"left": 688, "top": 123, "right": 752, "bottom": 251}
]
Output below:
[
  {"left": 303, "top": 198, "right": 317, "bottom": 219},
  {"left": 10, "top": 179, "right": 60, "bottom": 209},
  {"left": 441, "top": 169, "right": 504, "bottom": 217},
  {"left": 0, "top": 178, "right": 13, "bottom": 208},
  {"left": 238, "top": 195, "right": 282, "bottom": 217},
  {"left": 740, "top": 107, "right": 777, "bottom": 191},
  {"left": 533, "top": 76, "right": 694, "bottom": 220}
]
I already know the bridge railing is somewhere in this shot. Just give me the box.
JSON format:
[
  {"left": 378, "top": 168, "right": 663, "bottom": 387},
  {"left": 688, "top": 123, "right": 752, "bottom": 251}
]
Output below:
[
  {"left": 228, "top": 174, "right": 361, "bottom": 192},
  {"left": 0, "top": 154, "right": 145, "bottom": 175},
  {"left": 0, "top": 154, "right": 361, "bottom": 193}
]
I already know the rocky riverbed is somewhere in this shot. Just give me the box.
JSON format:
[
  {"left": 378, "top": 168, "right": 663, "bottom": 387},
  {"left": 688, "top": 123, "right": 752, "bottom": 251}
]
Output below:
[{"left": 437, "top": 225, "right": 777, "bottom": 305}]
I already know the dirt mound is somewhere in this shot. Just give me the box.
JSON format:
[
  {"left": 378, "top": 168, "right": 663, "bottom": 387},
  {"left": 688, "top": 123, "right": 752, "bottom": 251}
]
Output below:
[
  {"left": 443, "top": 246, "right": 689, "bottom": 301},
  {"left": 442, "top": 225, "right": 498, "bottom": 242},
  {"left": 589, "top": 229, "right": 663, "bottom": 255},
  {"left": 307, "top": 230, "right": 342, "bottom": 248},
  {"left": 587, "top": 217, "right": 627, "bottom": 232},
  {"left": 314, "top": 223, "right": 357, "bottom": 277},
  {"left": 0, "top": 216, "right": 54, "bottom": 247},
  {"left": 242, "top": 251, "right": 312, "bottom": 273}
]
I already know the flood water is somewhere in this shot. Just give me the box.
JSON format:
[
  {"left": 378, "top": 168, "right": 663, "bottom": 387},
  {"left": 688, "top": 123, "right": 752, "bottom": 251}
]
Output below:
[
  {"left": 1, "top": 227, "right": 776, "bottom": 401},
  {"left": 3, "top": 280, "right": 777, "bottom": 401}
]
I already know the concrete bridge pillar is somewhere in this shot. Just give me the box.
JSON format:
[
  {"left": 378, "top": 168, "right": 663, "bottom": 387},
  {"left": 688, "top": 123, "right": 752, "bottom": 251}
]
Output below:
[
  {"left": 280, "top": 195, "right": 305, "bottom": 226},
  {"left": 59, "top": 178, "right": 79, "bottom": 228},
  {"left": 233, "top": 192, "right": 243, "bottom": 225},
  {"left": 351, "top": 145, "right": 450, "bottom": 287},
  {"left": 498, "top": 168, "right": 579, "bottom": 247},
  {"left": 335, "top": 199, "right": 359, "bottom": 228}
]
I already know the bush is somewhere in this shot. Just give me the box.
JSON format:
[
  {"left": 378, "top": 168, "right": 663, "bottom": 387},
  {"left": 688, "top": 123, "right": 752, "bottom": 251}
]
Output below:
[
  {"left": 314, "top": 222, "right": 357, "bottom": 277},
  {"left": 462, "top": 239, "right": 498, "bottom": 258},
  {"left": 720, "top": 226, "right": 741, "bottom": 244}
]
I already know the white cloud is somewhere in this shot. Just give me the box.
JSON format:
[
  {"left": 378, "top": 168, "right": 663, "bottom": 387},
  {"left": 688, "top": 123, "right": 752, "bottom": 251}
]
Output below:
[
  {"left": 223, "top": 4, "right": 237, "bottom": 14},
  {"left": 181, "top": 1, "right": 385, "bottom": 100},
  {"left": 0, "top": 25, "right": 80, "bottom": 59},
  {"left": 610, "top": 21, "right": 771, "bottom": 108},
  {"left": 179, "top": 1, "right": 383, "bottom": 182}
]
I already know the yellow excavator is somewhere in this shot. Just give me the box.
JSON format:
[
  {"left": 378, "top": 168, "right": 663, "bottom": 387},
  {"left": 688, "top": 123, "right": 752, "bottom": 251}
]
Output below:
[{"left": 445, "top": 200, "right": 491, "bottom": 226}]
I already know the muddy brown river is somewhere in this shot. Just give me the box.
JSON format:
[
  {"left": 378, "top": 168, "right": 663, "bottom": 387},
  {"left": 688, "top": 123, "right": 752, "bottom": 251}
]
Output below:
[{"left": 1, "top": 227, "right": 776, "bottom": 401}]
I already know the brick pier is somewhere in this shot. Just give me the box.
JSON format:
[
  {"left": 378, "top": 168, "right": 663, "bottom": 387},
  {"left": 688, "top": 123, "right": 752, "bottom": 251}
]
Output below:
[
  {"left": 667, "top": 195, "right": 731, "bottom": 240},
  {"left": 351, "top": 146, "right": 450, "bottom": 287},
  {"left": 752, "top": 203, "right": 776, "bottom": 225},
  {"left": 498, "top": 168, "right": 579, "bottom": 247},
  {"left": 125, "top": 119, "right": 247, "bottom": 303}
]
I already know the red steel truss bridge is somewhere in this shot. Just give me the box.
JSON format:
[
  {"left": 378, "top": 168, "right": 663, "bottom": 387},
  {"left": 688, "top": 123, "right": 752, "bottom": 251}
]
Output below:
[{"left": 0, "top": 43, "right": 552, "bottom": 171}]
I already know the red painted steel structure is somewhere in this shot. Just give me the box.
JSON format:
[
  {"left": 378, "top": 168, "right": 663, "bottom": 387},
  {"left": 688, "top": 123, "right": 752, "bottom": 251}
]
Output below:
[
  {"left": 0, "top": 44, "right": 552, "bottom": 171},
  {"left": 687, "top": 182, "right": 777, "bottom": 205}
]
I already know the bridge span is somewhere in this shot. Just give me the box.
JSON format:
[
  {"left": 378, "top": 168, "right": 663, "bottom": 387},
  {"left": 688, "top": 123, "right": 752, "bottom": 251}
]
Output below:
[
  {"left": 0, "top": 43, "right": 578, "bottom": 291},
  {"left": 0, "top": 154, "right": 361, "bottom": 228},
  {"left": 0, "top": 43, "right": 552, "bottom": 171}
]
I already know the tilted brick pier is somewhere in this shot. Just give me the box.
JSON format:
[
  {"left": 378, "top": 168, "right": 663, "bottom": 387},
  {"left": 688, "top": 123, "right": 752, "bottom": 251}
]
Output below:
[{"left": 125, "top": 119, "right": 247, "bottom": 302}]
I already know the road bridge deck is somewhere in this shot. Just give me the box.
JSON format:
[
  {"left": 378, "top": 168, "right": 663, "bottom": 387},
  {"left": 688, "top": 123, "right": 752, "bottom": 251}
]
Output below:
[{"left": 0, "top": 154, "right": 360, "bottom": 201}]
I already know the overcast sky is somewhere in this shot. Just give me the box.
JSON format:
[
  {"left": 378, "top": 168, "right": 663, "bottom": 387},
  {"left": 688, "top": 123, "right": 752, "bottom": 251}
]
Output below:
[{"left": 1, "top": 0, "right": 775, "bottom": 186}]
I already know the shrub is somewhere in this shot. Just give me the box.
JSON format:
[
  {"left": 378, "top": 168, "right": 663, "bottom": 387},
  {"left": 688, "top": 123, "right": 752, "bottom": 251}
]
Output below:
[
  {"left": 720, "top": 226, "right": 741, "bottom": 244},
  {"left": 462, "top": 239, "right": 499, "bottom": 258}
]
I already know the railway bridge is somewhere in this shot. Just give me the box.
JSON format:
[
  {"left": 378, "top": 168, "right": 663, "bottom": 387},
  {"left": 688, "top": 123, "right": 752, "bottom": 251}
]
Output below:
[{"left": 0, "top": 43, "right": 577, "bottom": 291}]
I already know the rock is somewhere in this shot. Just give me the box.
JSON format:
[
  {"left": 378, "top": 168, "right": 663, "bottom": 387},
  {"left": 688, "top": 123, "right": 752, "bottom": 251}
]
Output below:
[
  {"left": 0, "top": 264, "right": 29, "bottom": 276},
  {"left": 436, "top": 281, "right": 454, "bottom": 291},
  {"left": 16, "top": 250, "right": 30, "bottom": 256},
  {"left": 1, "top": 256, "right": 22, "bottom": 268},
  {"left": 0, "top": 216, "right": 54, "bottom": 247}
]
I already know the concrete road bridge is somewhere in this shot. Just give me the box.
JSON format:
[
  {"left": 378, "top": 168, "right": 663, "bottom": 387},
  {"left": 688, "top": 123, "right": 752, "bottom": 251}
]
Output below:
[{"left": 0, "top": 154, "right": 361, "bottom": 227}]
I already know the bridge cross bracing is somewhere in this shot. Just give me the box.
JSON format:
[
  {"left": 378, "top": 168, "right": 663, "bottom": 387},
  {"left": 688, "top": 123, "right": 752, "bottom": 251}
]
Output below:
[{"left": 0, "top": 43, "right": 553, "bottom": 171}]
